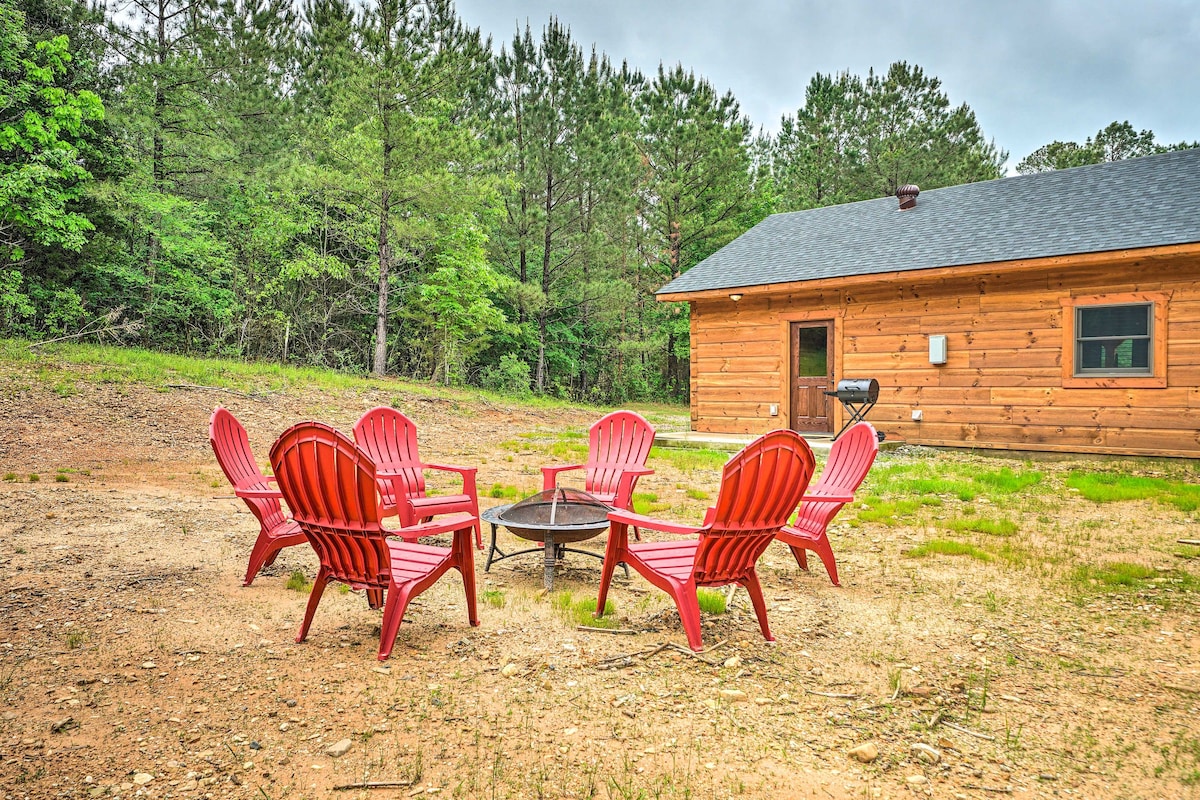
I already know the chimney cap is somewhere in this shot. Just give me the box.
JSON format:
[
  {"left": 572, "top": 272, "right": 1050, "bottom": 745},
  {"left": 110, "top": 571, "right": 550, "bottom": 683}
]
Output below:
[{"left": 896, "top": 184, "right": 919, "bottom": 210}]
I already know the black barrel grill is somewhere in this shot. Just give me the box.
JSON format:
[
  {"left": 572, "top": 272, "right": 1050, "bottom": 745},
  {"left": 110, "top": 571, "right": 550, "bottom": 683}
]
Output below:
[{"left": 824, "top": 378, "right": 883, "bottom": 440}]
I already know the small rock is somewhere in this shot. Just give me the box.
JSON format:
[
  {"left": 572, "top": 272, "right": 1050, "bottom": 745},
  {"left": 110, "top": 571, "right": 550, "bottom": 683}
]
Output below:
[
  {"left": 140, "top": 662, "right": 156, "bottom": 669},
  {"left": 753, "top": 697, "right": 773, "bottom": 705},
  {"left": 908, "top": 685, "right": 935, "bottom": 698},
  {"left": 285, "top": 699, "right": 297, "bottom": 708},
  {"left": 500, "top": 663, "right": 519, "bottom": 678},
  {"left": 132, "top": 773, "right": 154, "bottom": 785},
  {"left": 723, "top": 656, "right": 741, "bottom": 668},
  {"left": 719, "top": 689, "right": 748, "bottom": 703},
  {"left": 847, "top": 742, "right": 878, "bottom": 763},
  {"left": 249, "top": 741, "right": 261, "bottom": 750},
  {"left": 179, "top": 780, "right": 198, "bottom": 792},
  {"left": 911, "top": 743, "right": 942, "bottom": 764},
  {"left": 906, "top": 774, "right": 928, "bottom": 785},
  {"left": 325, "top": 738, "right": 353, "bottom": 758},
  {"left": 372, "top": 666, "right": 390, "bottom": 675},
  {"left": 279, "top": 723, "right": 290, "bottom": 732},
  {"left": 50, "top": 716, "right": 76, "bottom": 733}
]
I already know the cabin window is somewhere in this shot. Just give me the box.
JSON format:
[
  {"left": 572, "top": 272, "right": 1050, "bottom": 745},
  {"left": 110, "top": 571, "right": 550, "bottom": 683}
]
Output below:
[
  {"left": 1061, "top": 293, "right": 1167, "bottom": 388},
  {"left": 1074, "top": 303, "right": 1152, "bottom": 375}
]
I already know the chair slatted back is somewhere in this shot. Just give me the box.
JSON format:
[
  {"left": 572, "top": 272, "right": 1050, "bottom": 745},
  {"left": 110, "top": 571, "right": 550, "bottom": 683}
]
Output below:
[
  {"left": 209, "top": 407, "right": 288, "bottom": 533},
  {"left": 353, "top": 407, "right": 426, "bottom": 496},
  {"left": 270, "top": 422, "right": 390, "bottom": 589},
  {"left": 586, "top": 410, "right": 655, "bottom": 498},
  {"left": 793, "top": 422, "right": 878, "bottom": 533},
  {"left": 694, "top": 430, "right": 815, "bottom": 585}
]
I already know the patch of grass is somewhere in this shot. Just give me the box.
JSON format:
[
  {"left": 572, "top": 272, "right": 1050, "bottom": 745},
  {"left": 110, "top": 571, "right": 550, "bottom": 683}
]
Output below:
[
  {"left": 1082, "top": 561, "right": 1156, "bottom": 587},
  {"left": 285, "top": 570, "right": 310, "bottom": 592},
  {"left": 3, "top": 473, "right": 16, "bottom": 482},
  {"left": 905, "top": 539, "right": 993, "bottom": 562},
  {"left": 481, "top": 589, "right": 505, "bottom": 608},
  {"left": 974, "top": 467, "right": 1043, "bottom": 494},
  {"left": 27, "top": 474, "right": 39, "bottom": 483},
  {"left": 696, "top": 588, "right": 727, "bottom": 615},
  {"left": 52, "top": 381, "right": 78, "bottom": 398},
  {"left": 487, "top": 484, "right": 520, "bottom": 500},
  {"left": 648, "top": 446, "right": 728, "bottom": 473},
  {"left": 853, "top": 497, "right": 925, "bottom": 526},
  {"left": 944, "top": 516, "right": 1018, "bottom": 536},
  {"left": 65, "top": 631, "right": 85, "bottom": 650},
  {"left": 685, "top": 488, "right": 709, "bottom": 501},
  {"left": 55, "top": 473, "right": 69, "bottom": 483},
  {"left": 552, "top": 591, "right": 617, "bottom": 628},
  {"left": 1066, "top": 471, "right": 1165, "bottom": 503},
  {"left": 631, "top": 491, "right": 668, "bottom": 515}
]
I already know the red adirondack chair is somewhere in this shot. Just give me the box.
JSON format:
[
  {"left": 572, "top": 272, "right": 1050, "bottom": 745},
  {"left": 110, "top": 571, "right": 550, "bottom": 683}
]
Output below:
[
  {"left": 353, "top": 406, "right": 482, "bottom": 549},
  {"left": 209, "top": 406, "right": 308, "bottom": 586},
  {"left": 541, "top": 410, "right": 656, "bottom": 511},
  {"left": 596, "top": 429, "right": 816, "bottom": 651},
  {"left": 269, "top": 421, "right": 478, "bottom": 661},
  {"left": 777, "top": 421, "right": 879, "bottom": 586}
]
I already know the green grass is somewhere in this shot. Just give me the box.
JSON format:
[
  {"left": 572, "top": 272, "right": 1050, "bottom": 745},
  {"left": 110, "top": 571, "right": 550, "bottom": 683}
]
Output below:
[
  {"left": 853, "top": 497, "right": 932, "bottom": 526},
  {"left": 481, "top": 589, "right": 505, "bottom": 608},
  {"left": 1067, "top": 471, "right": 1167, "bottom": 503},
  {"left": 684, "top": 487, "right": 709, "bottom": 501},
  {"left": 552, "top": 591, "right": 617, "bottom": 628},
  {"left": 285, "top": 570, "right": 310, "bottom": 592},
  {"left": 974, "top": 466, "right": 1043, "bottom": 493},
  {"left": 696, "top": 588, "right": 727, "bottom": 615},
  {"left": 944, "top": 516, "right": 1018, "bottom": 536},
  {"left": 1072, "top": 561, "right": 1157, "bottom": 588},
  {"left": 3, "top": 473, "right": 16, "bottom": 482},
  {"left": 54, "top": 474, "right": 69, "bottom": 483},
  {"left": 27, "top": 474, "right": 39, "bottom": 483},
  {"left": 631, "top": 491, "right": 669, "bottom": 515},
  {"left": 487, "top": 484, "right": 520, "bottom": 499},
  {"left": 905, "top": 539, "right": 993, "bottom": 562},
  {"left": 648, "top": 446, "right": 728, "bottom": 473}
]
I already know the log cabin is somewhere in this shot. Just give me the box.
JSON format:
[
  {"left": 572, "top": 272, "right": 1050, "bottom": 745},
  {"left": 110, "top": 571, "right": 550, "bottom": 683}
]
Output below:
[{"left": 657, "top": 148, "right": 1200, "bottom": 457}]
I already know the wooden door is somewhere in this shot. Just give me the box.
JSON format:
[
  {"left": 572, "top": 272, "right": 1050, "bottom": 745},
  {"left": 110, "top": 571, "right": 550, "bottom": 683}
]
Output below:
[{"left": 790, "top": 321, "right": 834, "bottom": 433}]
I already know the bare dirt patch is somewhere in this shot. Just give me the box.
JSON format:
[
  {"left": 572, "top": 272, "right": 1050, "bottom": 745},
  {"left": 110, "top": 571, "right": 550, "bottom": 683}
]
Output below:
[{"left": 2, "top": 366, "right": 1199, "bottom": 799}]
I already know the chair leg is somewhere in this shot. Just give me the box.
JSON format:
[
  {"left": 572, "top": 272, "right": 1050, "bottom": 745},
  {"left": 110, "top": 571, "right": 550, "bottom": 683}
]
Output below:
[
  {"left": 456, "top": 528, "right": 479, "bottom": 627},
  {"left": 295, "top": 567, "right": 329, "bottom": 643},
  {"left": 741, "top": 572, "right": 775, "bottom": 643},
  {"left": 595, "top": 525, "right": 624, "bottom": 619},
  {"left": 673, "top": 583, "right": 705, "bottom": 652},
  {"left": 808, "top": 533, "right": 840, "bottom": 586},
  {"left": 377, "top": 582, "right": 416, "bottom": 661},
  {"left": 365, "top": 588, "right": 385, "bottom": 609},
  {"left": 243, "top": 533, "right": 278, "bottom": 586},
  {"left": 787, "top": 544, "right": 810, "bottom": 572}
]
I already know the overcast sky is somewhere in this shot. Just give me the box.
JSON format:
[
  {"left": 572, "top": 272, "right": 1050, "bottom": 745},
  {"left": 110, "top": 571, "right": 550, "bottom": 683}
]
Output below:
[{"left": 453, "top": 0, "right": 1200, "bottom": 172}]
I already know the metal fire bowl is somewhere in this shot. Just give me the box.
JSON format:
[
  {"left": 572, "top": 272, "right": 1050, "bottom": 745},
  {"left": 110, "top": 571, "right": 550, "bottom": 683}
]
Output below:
[{"left": 494, "top": 496, "right": 611, "bottom": 543}]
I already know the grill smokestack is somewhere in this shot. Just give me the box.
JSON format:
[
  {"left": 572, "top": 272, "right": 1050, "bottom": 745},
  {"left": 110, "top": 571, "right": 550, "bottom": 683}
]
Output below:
[{"left": 896, "top": 184, "right": 919, "bottom": 210}]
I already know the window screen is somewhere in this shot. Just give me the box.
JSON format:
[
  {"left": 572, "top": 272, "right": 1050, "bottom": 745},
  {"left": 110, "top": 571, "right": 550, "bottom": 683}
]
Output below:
[{"left": 1075, "top": 303, "right": 1152, "bottom": 375}]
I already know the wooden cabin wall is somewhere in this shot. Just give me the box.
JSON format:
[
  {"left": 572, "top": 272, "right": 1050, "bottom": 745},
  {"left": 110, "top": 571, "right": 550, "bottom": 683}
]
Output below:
[{"left": 687, "top": 253, "right": 1200, "bottom": 457}]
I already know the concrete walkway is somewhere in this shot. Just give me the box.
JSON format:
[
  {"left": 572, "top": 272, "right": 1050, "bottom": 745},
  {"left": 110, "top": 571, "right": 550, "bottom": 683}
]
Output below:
[{"left": 654, "top": 429, "right": 836, "bottom": 453}]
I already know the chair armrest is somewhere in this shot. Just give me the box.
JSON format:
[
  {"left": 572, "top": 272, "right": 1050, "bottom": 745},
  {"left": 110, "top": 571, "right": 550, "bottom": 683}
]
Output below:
[
  {"left": 802, "top": 491, "right": 855, "bottom": 503},
  {"left": 541, "top": 464, "right": 585, "bottom": 490},
  {"left": 421, "top": 463, "right": 477, "bottom": 498},
  {"left": 424, "top": 462, "right": 476, "bottom": 476},
  {"left": 235, "top": 486, "right": 282, "bottom": 499},
  {"left": 608, "top": 507, "right": 702, "bottom": 536},
  {"left": 385, "top": 512, "right": 477, "bottom": 541}
]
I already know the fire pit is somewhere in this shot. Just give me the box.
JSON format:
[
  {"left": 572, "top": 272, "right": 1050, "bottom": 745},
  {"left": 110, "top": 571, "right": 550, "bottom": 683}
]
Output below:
[{"left": 481, "top": 488, "right": 614, "bottom": 590}]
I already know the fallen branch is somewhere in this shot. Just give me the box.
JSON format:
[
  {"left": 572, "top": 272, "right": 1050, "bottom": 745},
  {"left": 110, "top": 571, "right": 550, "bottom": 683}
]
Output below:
[
  {"left": 576, "top": 626, "right": 638, "bottom": 635},
  {"left": 964, "top": 785, "right": 1012, "bottom": 794},
  {"left": 942, "top": 721, "right": 995, "bottom": 741},
  {"left": 332, "top": 780, "right": 414, "bottom": 791},
  {"left": 1161, "top": 683, "right": 1200, "bottom": 695},
  {"left": 804, "top": 689, "right": 858, "bottom": 699},
  {"left": 1177, "top": 539, "right": 1200, "bottom": 546}
]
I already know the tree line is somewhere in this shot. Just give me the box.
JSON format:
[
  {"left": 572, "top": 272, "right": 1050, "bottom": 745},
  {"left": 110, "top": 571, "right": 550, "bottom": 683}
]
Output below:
[{"left": 2, "top": 0, "right": 1188, "bottom": 400}]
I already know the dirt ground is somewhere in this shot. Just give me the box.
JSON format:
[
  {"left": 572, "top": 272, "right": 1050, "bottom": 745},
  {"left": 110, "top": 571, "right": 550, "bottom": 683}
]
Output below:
[{"left": 1, "top": 362, "right": 1199, "bottom": 800}]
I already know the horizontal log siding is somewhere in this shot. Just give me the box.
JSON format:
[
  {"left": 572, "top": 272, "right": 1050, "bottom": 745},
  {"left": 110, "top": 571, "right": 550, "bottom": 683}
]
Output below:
[{"left": 686, "top": 253, "right": 1200, "bottom": 456}]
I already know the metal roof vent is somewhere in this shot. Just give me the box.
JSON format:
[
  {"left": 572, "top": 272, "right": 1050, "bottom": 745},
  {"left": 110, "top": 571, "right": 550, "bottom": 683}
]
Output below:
[{"left": 897, "top": 184, "right": 919, "bottom": 210}]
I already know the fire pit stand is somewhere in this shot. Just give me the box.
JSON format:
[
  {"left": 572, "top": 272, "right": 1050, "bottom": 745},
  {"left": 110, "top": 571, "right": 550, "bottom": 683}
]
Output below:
[{"left": 481, "top": 488, "right": 621, "bottom": 590}]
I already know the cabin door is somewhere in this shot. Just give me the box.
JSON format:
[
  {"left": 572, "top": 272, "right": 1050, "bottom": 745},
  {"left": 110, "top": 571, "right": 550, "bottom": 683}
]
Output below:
[{"left": 789, "top": 321, "right": 834, "bottom": 433}]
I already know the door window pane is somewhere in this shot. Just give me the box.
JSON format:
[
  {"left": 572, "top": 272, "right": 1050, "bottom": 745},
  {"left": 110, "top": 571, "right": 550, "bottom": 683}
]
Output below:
[{"left": 797, "top": 326, "right": 828, "bottom": 376}]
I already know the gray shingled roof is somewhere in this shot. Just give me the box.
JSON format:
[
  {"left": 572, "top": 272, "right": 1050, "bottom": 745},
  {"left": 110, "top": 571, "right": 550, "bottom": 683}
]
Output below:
[{"left": 657, "top": 147, "right": 1200, "bottom": 296}]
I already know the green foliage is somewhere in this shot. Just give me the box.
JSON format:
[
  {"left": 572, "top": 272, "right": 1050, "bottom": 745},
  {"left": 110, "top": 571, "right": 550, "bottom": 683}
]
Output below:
[
  {"left": 1016, "top": 120, "right": 1198, "bottom": 174},
  {"left": 905, "top": 539, "right": 992, "bottom": 562},
  {"left": 552, "top": 590, "right": 617, "bottom": 628},
  {"left": 0, "top": 4, "right": 105, "bottom": 262},
  {"left": 487, "top": 484, "right": 520, "bottom": 500},
  {"left": 285, "top": 570, "right": 310, "bottom": 592},
  {"left": 696, "top": 588, "right": 727, "bottom": 615},
  {"left": 944, "top": 516, "right": 1018, "bottom": 537},
  {"left": 480, "top": 353, "right": 531, "bottom": 397}
]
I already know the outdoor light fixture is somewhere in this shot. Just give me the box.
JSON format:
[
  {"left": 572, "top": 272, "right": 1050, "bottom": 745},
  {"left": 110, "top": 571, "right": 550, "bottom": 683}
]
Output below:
[{"left": 729, "top": 293, "right": 743, "bottom": 301}]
